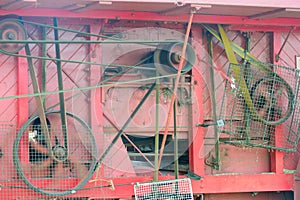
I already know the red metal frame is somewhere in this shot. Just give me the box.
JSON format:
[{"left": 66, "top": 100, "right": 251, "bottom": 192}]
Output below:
[
  {"left": 17, "top": 49, "right": 28, "bottom": 127},
  {"left": 17, "top": 49, "right": 29, "bottom": 177},
  {"left": 270, "top": 32, "right": 284, "bottom": 174},
  {"left": 0, "top": 9, "right": 299, "bottom": 199},
  {"left": 1, "top": 9, "right": 300, "bottom": 27},
  {"left": 0, "top": 174, "right": 293, "bottom": 199},
  {"left": 189, "top": 26, "right": 205, "bottom": 177}
]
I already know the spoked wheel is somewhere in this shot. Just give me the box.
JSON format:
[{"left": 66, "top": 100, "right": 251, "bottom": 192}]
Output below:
[
  {"left": 250, "top": 75, "right": 294, "bottom": 125},
  {"left": 13, "top": 111, "right": 98, "bottom": 196},
  {"left": 0, "top": 19, "right": 27, "bottom": 54}
]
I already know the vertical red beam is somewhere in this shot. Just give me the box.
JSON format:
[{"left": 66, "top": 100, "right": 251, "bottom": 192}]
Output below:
[
  {"left": 17, "top": 49, "right": 28, "bottom": 126},
  {"left": 17, "top": 49, "right": 29, "bottom": 162},
  {"left": 189, "top": 26, "right": 205, "bottom": 176},
  {"left": 270, "top": 31, "right": 284, "bottom": 173}
]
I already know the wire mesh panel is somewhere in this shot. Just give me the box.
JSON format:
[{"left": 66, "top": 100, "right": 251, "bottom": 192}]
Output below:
[
  {"left": 8, "top": 111, "right": 98, "bottom": 198},
  {"left": 219, "top": 62, "right": 300, "bottom": 151},
  {"left": 134, "top": 178, "right": 193, "bottom": 200}
]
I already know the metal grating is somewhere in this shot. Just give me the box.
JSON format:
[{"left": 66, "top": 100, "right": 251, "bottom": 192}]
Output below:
[
  {"left": 219, "top": 62, "right": 300, "bottom": 152},
  {"left": 134, "top": 178, "right": 193, "bottom": 200}
]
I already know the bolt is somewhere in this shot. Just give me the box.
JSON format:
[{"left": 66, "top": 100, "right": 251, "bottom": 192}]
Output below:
[{"left": 6, "top": 32, "right": 16, "bottom": 40}]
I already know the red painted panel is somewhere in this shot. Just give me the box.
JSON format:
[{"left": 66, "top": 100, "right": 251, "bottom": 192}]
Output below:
[
  {"left": 206, "top": 144, "right": 270, "bottom": 174},
  {"left": 204, "top": 191, "right": 292, "bottom": 200},
  {"left": 0, "top": 54, "right": 18, "bottom": 122}
]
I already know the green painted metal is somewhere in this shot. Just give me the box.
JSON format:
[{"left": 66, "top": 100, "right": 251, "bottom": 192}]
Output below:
[
  {"left": 1, "top": 50, "right": 156, "bottom": 70},
  {"left": 0, "top": 73, "right": 178, "bottom": 101},
  {"left": 0, "top": 39, "right": 181, "bottom": 44},
  {"left": 243, "top": 32, "right": 251, "bottom": 143},
  {"left": 207, "top": 33, "right": 220, "bottom": 170},
  {"left": 154, "top": 72, "right": 160, "bottom": 181},
  {"left": 25, "top": 43, "right": 53, "bottom": 157},
  {"left": 173, "top": 93, "right": 179, "bottom": 179},
  {"left": 42, "top": 26, "right": 47, "bottom": 109},
  {"left": 53, "top": 17, "right": 68, "bottom": 155}
]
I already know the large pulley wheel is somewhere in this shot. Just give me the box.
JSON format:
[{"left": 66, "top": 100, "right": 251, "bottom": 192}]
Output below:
[
  {"left": 153, "top": 41, "right": 196, "bottom": 75},
  {"left": 0, "top": 19, "right": 27, "bottom": 54},
  {"left": 250, "top": 75, "right": 294, "bottom": 125},
  {"left": 13, "top": 111, "right": 98, "bottom": 196}
]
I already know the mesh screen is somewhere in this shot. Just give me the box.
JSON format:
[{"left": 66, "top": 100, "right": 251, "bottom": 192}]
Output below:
[
  {"left": 134, "top": 178, "right": 193, "bottom": 200},
  {"left": 219, "top": 62, "right": 300, "bottom": 151},
  {"left": 0, "top": 112, "right": 97, "bottom": 199}
]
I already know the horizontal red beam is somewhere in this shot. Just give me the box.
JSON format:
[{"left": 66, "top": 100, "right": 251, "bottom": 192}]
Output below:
[
  {"left": 0, "top": 174, "right": 294, "bottom": 199},
  {"left": 195, "top": 0, "right": 300, "bottom": 8},
  {"left": 1, "top": 9, "right": 300, "bottom": 27},
  {"left": 228, "top": 25, "right": 300, "bottom": 32},
  {"left": 193, "top": 173, "right": 294, "bottom": 194}
]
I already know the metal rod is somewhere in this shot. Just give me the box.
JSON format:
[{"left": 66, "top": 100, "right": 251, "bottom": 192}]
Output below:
[
  {"left": 41, "top": 26, "right": 47, "bottom": 109},
  {"left": 19, "top": 19, "right": 112, "bottom": 40},
  {"left": 96, "top": 82, "right": 156, "bottom": 168},
  {"left": 158, "top": 12, "right": 194, "bottom": 168},
  {"left": 154, "top": 72, "right": 160, "bottom": 181},
  {"left": 243, "top": 32, "right": 251, "bottom": 142},
  {"left": 0, "top": 39, "right": 180, "bottom": 44},
  {"left": 0, "top": 50, "right": 155, "bottom": 70},
  {"left": 53, "top": 17, "right": 68, "bottom": 153},
  {"left": 208, "top": 34, "right": 220, "bottom": 170},
  {"left": 0, "top": 73, "right": 176, "bottom": 101},
  {"left": 173, "top": 96, "right": 179, "bottom": 179}
]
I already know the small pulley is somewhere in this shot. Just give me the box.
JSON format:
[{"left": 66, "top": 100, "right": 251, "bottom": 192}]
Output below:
[
  {"left": 153, "top": 41, "right": 196, "bottom": 75},
  {"left": 0, "top": 19, "right": 27, "bottom": 54}
]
